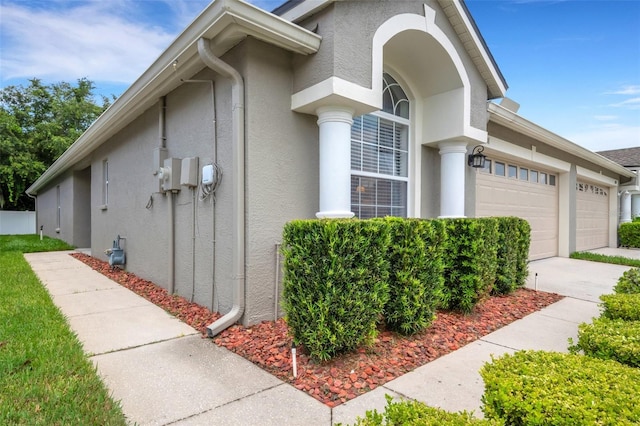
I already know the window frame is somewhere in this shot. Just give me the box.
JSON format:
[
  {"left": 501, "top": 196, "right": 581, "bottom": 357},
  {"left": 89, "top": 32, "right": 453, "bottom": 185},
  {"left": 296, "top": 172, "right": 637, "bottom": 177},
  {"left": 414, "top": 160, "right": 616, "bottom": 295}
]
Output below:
[
  {"left": 350, "top": 73, "right": 410, "bottom": 219},
  {"left": 101, "top": 159, "right": 109, "bottom": 210}
]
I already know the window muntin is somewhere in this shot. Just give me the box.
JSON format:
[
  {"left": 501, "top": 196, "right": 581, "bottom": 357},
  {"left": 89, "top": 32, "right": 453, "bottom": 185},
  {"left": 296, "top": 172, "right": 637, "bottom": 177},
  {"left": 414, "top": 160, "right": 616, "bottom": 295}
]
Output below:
[
  {"left": 351, "top": 72, "right": 409, "bottom": 219},
  {"left": 480, "top": 158, "right": 557, "bottom": 186}
]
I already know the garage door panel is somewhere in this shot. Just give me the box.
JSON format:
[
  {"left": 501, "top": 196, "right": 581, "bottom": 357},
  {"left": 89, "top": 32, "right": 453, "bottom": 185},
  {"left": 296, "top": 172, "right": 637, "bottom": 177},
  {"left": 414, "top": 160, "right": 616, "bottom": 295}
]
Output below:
[
  {"left": 476, "top": 168, "right": 558, "bottom": 260},
  {"left": 576, "top": 181, "right": 609, "bottom": 251}
]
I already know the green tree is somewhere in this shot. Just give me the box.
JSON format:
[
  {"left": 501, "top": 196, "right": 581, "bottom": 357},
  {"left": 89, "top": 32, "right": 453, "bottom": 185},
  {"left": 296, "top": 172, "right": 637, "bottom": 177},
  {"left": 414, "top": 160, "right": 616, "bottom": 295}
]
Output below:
[{"left": 0, "top": 78, "right": 111, "bottom": 210}]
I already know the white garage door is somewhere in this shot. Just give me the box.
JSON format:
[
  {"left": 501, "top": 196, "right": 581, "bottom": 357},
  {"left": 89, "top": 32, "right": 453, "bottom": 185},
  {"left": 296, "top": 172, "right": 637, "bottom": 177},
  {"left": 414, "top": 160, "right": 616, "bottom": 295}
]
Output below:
[
  {"left": 476, "top": 159, "right": 558, "bottom": 260},
  {"left": 576, "top": 181, "right": 609, "bottom": 251}
]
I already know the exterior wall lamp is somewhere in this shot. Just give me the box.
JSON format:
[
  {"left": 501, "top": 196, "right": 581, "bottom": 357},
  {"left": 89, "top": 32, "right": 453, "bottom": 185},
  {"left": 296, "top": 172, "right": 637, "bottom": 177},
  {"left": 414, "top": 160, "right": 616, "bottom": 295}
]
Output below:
[{"left": 468, "top": 145, "right": 486, "bottom": 168}]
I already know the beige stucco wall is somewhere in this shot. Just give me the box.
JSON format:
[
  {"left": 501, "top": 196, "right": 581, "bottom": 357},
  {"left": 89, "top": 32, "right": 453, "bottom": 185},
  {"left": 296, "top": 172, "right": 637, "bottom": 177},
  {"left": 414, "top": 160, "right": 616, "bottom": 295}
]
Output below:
[
  {"left": 242, "top": 38, "right": 319, "bottom": 324},
  {"left": 60, "top": 36, "right": 319, "bottom": 324}
]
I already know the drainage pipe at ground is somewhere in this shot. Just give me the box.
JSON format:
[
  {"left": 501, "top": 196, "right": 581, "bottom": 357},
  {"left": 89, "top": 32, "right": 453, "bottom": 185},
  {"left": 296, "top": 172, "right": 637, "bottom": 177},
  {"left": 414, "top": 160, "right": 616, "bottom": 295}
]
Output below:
[{"left": 197, "top": 37, "right": 246, "bottom": 338}]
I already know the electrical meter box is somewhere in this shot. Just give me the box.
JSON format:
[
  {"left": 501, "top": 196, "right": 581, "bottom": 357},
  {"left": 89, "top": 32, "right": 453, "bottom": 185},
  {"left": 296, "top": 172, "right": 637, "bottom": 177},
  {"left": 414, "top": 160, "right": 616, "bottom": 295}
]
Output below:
[
  {"left": 162, "top": 158, "right": 182, "bottom": 192},
  {"left": 180, "top": 157, "right": 199, "bottom": 187}
]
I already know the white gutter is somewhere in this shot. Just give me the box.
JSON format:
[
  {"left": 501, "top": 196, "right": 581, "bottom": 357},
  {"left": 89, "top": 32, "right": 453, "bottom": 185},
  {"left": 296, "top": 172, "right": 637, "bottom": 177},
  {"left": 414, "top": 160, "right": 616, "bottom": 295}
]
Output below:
[
  {"left": 197, "top": 38, "right": 246, "bottom": 337},
  {"left": 488, "top": 102, "right": 636, "bottom": 180}
]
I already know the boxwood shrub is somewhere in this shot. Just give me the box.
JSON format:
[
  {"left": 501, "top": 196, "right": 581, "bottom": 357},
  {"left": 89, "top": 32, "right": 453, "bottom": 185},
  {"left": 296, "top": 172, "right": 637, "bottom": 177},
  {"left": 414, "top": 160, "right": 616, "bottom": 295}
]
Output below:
[
  {"left": 281, "top": 219, "right": 390, "bottom": 361},
  {"left": 382, "top": 218, "right": 446, "bottom": 335},
  {"left": 619, "top": 222, "right": 640, "bottom": 248},
  {"left": 442, "top": 218, "right": 498, "bottom": 312},
  {"left": 600, "top": 293, "right": 640, "bottom": 321},
  {"left": 481, "top": 350, "right": 640, "bottom": 425},
  {"left": 493, "top": 217, "right": 530, "bottom": 295},
  {"left": 348, "top": 395, "right": 502, "bottom": 426},
  {"left": 569, "top": 318, "right": 640, "bottom": 368},
  {"left": 614, "top": 268, "right": 640, "bottom": 294}
]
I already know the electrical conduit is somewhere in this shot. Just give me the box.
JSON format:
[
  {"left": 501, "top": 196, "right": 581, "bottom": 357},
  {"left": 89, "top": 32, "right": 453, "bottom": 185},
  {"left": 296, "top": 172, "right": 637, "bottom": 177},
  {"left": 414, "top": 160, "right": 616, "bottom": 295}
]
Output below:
[
  {"left": 197, "top": 37, "right": 245, "bottom": 337},
  {"left": 159, "top": 96, "right": 176, "bottom": 295}
]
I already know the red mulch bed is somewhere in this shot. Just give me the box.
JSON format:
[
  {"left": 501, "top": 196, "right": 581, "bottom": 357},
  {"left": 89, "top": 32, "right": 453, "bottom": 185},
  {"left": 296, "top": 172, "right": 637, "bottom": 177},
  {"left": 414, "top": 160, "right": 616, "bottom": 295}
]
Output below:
[{"left": 70, "top": 252, "right": 563, "bottom": 408}]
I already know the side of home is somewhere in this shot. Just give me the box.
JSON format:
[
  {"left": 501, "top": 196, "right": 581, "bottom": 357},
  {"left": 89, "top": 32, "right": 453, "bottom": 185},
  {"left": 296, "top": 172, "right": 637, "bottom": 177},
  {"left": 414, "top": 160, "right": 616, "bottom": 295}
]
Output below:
[{"left": 26, "top": 0, "right": 634, "bottom": 329}]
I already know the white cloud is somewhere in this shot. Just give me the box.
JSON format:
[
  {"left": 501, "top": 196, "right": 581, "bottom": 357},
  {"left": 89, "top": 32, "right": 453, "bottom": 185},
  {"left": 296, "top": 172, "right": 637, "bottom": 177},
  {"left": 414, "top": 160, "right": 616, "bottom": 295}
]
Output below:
[
  {"left": 593, "top": 115, "right": 618, "bottom": 121},
  {"left": 605, "top": 85, "right": 640, "bottom": 96},
  {"left": 0, "top": 1, "right": 192, "bottom": 84},
  {"left": 609, "top": 97, "right": 640, "bottom": 110},
  {"left": 569, "top": 124, "right": 640, "bottom": 151}
]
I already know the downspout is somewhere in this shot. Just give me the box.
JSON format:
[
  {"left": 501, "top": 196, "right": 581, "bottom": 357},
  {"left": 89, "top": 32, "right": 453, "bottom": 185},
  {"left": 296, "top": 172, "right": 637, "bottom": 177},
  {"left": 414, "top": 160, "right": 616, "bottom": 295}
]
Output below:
[{"left": 197, "top": 37, "right": 245, "bottom": 337}]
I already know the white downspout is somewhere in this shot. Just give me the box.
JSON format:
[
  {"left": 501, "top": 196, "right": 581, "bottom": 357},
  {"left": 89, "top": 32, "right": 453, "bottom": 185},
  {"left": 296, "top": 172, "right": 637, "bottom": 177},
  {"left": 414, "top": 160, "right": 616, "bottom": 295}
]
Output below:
[{"left": 197, "top": 38, "right": 245, "bottom": 337}]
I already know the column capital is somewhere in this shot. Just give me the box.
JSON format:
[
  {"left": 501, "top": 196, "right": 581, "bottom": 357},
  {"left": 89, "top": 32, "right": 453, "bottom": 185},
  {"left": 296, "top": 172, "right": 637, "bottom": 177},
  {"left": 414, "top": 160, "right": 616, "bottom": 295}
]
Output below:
[
  {"left": 438, "top": 140, "right": 469, "bottom": 155},
  {"left": 316, "top": 106, "right": 354, "bottom": 126}
]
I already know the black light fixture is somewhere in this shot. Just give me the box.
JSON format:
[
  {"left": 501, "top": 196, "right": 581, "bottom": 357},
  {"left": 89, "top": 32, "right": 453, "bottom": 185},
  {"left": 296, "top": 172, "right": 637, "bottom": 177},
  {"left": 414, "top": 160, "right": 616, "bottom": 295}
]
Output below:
[{"left": 468, "top": 145, "right": 486, "bottom": 168}]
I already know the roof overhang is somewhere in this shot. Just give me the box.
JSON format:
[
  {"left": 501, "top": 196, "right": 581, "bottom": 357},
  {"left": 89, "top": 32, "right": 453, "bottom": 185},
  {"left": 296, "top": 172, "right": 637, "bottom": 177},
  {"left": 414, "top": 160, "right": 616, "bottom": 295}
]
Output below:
[
  {"left": 27, "top": 0, "right": 321, "bottom": 195},
  {"left": 488, "top": 102, "right": 636, "bottom": 180}
]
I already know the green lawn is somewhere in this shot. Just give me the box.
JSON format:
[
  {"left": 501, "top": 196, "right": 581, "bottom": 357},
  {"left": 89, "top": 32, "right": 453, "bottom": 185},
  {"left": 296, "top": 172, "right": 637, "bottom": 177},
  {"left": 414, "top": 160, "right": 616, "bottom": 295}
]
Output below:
[
  {"left": 570, "top": 251, "right": 640, "bottom": 268},
  {"left": 0, "top": 235, "right": 127, "bottom": 425}
]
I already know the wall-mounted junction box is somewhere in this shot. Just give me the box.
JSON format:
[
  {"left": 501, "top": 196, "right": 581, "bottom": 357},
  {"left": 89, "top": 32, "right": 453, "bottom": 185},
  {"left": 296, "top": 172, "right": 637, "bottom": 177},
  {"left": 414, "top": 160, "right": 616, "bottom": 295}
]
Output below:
[
  {"left": 161, "top": 158, "right": 182, "bottom": 192},
  {"left": 202, "top": 164, "right": 214, "bottom": 185},
  {"left": 180, "top": 157, "right": 199, "bottom": 187}
]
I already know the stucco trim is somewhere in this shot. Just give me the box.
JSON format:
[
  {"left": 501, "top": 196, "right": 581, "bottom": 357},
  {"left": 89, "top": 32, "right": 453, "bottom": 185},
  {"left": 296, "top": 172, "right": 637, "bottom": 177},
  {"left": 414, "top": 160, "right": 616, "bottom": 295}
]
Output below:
[
  {"left": 291, "top": 77, "right": 380, "bottom": 116},
  {"left": 576, "top": 166, "right": 618, "bottom": 187},
  {"left": 486, "top": 136, "right": 572, "bottom": 173},
  {"left": 27, "top": 0, "right": 321, "bottom": 196},
  {"left": 488, "top": 102, "right": 635, "bottom": 180}
]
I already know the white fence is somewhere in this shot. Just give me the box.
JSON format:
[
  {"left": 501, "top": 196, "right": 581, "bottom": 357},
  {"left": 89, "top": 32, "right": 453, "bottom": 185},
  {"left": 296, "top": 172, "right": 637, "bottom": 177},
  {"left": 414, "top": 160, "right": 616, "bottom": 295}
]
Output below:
[{"left": 0, "top": 211, "right": 36, "bottom": 235}]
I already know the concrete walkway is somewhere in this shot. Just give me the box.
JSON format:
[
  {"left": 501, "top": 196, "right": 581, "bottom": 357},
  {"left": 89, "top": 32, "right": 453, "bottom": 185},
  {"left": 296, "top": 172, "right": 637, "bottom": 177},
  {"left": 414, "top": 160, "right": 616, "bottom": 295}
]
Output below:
[{"left": 24, "top": 250, "right": 632, "bottom": 425}]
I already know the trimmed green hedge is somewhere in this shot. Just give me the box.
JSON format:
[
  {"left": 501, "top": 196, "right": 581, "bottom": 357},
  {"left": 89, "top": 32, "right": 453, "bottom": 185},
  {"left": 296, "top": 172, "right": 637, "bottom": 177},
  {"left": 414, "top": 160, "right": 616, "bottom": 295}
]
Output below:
[
  {"left": 281, "top": 217, "right": 530, "bottom": 360},
  {"left": 619, "top": 222, "right": 640, "bottom": 248},
  {"left": 383, "top": 218, "right": 446, "bottom": 335},
  {"left": 600, "top": 293, "right": 640, "bottom": 321},
  {"left": 614, "top": 268, "right": 640, "bottom": 294},
  {"left": 282, "top": 219, "right": 390, "bottom": 361},
  {"left": 493, "top": 217, "right": 530, "bottom": 295},
  {"left": 442, "top": 218, "right": 498, "bottom": 312},
  {"left": 569, "top": 318, "right": 640, "bottom": 368},
  {"left": 348, "top": 395, "right": 502, "bottom": 426},
  {"left": 481, "top": 350, "right": 640, "bottom": 425}
]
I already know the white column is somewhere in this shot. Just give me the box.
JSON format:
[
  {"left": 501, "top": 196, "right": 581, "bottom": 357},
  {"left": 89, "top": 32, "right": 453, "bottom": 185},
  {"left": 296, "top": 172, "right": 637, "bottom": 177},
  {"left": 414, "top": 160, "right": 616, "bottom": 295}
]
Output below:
[
  {"left": 621, "top": 191, "right": 632, "bottom": 223},
  {"left": 316, "top": 106, "right": 355, "bottom": 219},
  {"left": 631, "top": 194, "right": 640, "bottom": 220},
  {"left": 438, "top": 141, "right": 468, "bottom": 218}
]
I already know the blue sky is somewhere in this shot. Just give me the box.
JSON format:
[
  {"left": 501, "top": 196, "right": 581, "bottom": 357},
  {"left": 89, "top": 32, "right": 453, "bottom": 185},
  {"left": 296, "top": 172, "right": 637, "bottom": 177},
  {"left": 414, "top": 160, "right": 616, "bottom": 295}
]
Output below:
[{"left": 1, "top": 0, "right": 638, "bottom": 152}]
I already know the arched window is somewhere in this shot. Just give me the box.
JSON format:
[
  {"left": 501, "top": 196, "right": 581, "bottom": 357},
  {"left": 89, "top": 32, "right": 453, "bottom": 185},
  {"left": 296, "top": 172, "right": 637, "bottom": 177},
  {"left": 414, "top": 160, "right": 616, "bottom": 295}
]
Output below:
[{"left": 351, "top": 73, "right": 409, "bottom": 218}]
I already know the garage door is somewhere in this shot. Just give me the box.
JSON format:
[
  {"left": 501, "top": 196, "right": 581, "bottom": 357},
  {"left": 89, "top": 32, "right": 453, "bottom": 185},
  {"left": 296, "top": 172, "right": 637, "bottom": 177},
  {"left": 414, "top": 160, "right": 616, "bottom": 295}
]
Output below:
[
  {"left": 476, "top": 159, "right": 558, "bottom": 260},
  {"left": 576, "top": 181, "right": 609, "bottom": 251}
]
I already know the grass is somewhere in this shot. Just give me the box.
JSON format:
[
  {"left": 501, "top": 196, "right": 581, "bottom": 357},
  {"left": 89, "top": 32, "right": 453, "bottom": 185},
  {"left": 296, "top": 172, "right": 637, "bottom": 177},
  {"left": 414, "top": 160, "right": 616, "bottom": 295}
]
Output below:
[
  {"left": 0, "top": 234, "right": 75, "bottom": 253},
  {"left": 570, "top": 251, "right": 640, "bottom": 267},
  {"left": 0, "top": 235, "right": 127, "bottom": 425}
]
